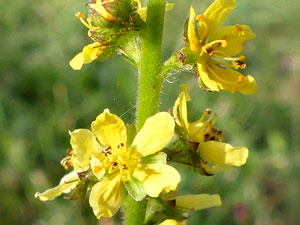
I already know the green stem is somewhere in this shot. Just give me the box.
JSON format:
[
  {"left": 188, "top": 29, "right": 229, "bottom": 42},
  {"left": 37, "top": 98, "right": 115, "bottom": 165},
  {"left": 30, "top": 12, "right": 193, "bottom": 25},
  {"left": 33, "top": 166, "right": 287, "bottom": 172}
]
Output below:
[
  {"left": 123, "top": 1, "right": 166, "bottom": 225},
  {"left": 136, "top": 0, "right": 166, "bottom": 130}
]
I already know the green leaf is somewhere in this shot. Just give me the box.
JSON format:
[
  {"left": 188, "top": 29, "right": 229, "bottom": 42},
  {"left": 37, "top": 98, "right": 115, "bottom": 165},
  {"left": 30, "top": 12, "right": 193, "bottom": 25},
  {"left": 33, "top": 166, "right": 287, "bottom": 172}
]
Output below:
[
  {"left": 125, "top": 177, "right": 146, "bottom": 201},
  {"left": 140, "top": 152, "right": 167, "bottom": 164}
]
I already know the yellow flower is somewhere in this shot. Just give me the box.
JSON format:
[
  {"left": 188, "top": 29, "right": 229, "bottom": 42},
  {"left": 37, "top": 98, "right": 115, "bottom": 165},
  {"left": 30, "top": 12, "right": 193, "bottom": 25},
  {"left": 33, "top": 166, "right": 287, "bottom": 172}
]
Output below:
[
  {"left": 69, "top": 12, "right": 109, "bottom": 70},
  {"left": 86, "top": 110, "right": 180, "bottom": 218},
  {"left": 173, "top": 84, "right": 248, "bottom": 173},
  {"left": 186, "top": 0, "right": 257, "bottom": 94},
  {"left": 35, "top": 128, "right": 101, "bottom": 201}
]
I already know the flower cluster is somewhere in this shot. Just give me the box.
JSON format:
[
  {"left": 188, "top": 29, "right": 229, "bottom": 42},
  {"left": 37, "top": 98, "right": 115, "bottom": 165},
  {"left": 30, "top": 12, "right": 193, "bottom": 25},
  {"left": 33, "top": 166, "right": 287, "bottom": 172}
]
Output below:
[
  {"left": 36, "top": 110, "right": 221, "bottom": 221},
  {"left": 36, "top": 0, "right": 256, "bottom": 224}
]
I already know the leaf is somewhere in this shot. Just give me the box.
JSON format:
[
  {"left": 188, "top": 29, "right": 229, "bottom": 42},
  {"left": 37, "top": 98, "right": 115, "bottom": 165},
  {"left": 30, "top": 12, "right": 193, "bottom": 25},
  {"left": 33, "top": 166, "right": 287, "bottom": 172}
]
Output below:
[
  {"left": 125, "top": 177, "right": 146, "bottom": 201},
  {"left": 140, "top": 152, "right": 167, "bottom": 164}
]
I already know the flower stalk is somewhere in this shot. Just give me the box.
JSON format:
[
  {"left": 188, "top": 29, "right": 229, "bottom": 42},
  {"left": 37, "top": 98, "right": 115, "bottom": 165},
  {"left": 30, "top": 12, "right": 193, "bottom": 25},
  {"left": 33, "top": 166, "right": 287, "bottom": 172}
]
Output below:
[
  {"left": 124, "top": 0, "right": 166, "bottom": 224},
  {"left": 136, "top": 0, "right": 166, "bottom": 130}
]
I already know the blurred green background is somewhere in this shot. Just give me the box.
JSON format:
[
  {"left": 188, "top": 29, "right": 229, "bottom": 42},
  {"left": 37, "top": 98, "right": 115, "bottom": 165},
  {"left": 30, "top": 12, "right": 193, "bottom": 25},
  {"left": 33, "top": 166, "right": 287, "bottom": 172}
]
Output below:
[{"left": 1, "top": 0, "right": 300, "bottom": 224}]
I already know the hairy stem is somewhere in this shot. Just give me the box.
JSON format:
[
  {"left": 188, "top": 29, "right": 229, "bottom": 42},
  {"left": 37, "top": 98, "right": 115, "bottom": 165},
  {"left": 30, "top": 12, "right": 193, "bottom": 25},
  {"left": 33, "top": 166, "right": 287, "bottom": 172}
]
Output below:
[
  {"left": 136, "top": 0, "right": 166, "bottom": 130},
  {"left": 123, "top": 0, "right": 166, "bottom": 225}
]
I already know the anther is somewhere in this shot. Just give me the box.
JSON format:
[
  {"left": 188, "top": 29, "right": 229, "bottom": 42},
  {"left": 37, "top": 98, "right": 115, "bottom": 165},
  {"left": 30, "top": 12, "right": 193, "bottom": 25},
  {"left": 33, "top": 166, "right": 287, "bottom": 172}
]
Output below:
[
  {"left": 235, "top": 24, "right": 243, "bottom": 32},
  {"left": 117, "top": 143, "right": 125, "bottom": 149},
  {"left": 204, "top": 46, "right": 214, "bottom": 56},
  {"left": 112, "top": 162, "right": 118, "bottom": 166},
  {"left": 196, "top": 14, "right": 204, "bottom": 21},
  {"left": 236, "top": 60, "right": 246, "bottom": 69},
  {"left": 204, "top": 133, "right": 210, "bottom": 141},
  {"left": 211, "top": 127, "right": 218, "bottom": 133},
  {"left": 66, "top": 148, "right": 73, "bottom": 156},
  {"left": 75, "top": 12, "right": 85, "bottom": 19},
  {"left": 205, "top": 108, "right": 211, "bottom": 115}
]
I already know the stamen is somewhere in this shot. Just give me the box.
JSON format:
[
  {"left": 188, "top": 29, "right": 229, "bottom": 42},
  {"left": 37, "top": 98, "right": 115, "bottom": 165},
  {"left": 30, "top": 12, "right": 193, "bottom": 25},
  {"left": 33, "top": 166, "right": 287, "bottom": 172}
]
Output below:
[
  {"left": 117, "top": 143, "right": 125, "bottom": 148},
  {"left": 202, "top": 40, "right": 227, "bottom": 56},
  {"left": 75, "top": 12, "right": 93, "bottom": 30},
  {"left": 214, "top": 54, "right": 246, "bottom": 62},
  {"left": 102, "top": 145, "right": 112, "bottom": 156},
  {"left": 211, "top": 59, "right": 235, "bottom": 69},
  {"left": 234, "top": 60, "right": 246, "bottom": 69}
]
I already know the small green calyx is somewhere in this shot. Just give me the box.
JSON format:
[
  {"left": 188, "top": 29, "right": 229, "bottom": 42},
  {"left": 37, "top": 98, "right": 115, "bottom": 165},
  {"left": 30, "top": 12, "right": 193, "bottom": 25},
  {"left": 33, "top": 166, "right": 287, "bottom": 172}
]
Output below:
[
  {"left": 89, "top": 0, "right": 145, "bottom": 36},
  {"left": 125, "top": 176, "right": 146, "bottom": 201},
  {"left": 145, "top": 198, "right": 187, "bottom": 225}
]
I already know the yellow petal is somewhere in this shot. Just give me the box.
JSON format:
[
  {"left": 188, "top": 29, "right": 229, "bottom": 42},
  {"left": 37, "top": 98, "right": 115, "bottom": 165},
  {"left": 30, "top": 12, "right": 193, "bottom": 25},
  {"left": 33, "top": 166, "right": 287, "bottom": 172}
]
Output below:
[
  {"left": 188, "top": 7, "right": 199, "bottom": 52},
  {"left": 131, "top": 112, "right": 175, "bottom": 157},
  {"left": 70, "top": 52, "right": 84, "bottom": 70},
  {"left": 89, "top": 173, "right": 123, "bottom": 218},
  {"left": 69, "top": 129, "right": 101, "bottom": 170},
  {"left": 137, "top": 7, "right": 147, "bottom": 20},
  {"left": 173, "top": 84, "right": 190, "bottom": 129},
  {"left": 89, "top": 0, "right": 117, "bottom": 22},
  {"left": 209, "top": 25, "right": 256, "bottom": 56},
  {"left": 91, "top": 156, "right": 106, "bottom": 180},
  {"left": 159, "top": 219, "right": 187, "bottom": 225},
  {"left": 133, "top": 164, "right": 181, "bottom": 197},
  {"left": 197, "top": 61, "right": 220, "bottom": 91},
  {"left": 198, "top": 141, "right": 249, "bottom": 166},
  {"left": 69, "top": 43, "right": 105, "bottom": 71},
  {"left": 91, "top": 111, "right": 127, "bottom": 151},
  {"left": 203, "top": 0, "right": 236, "bottom": 35},
  {"left": 206, "top": 62, "right": 257, "bottom": 94},
  {"left": 35, "top": 171, "right": 78, "bottom": 201},
  {"left": 82, "top": 43, "right": 104, "bottom": 64},
  {"left": 201, "top": 162, "right": 231, "bottom": 173},
  {"left": 188, "top": 113, "right": 218, "bottom": 143},
  {"left": 175, "top": 194, "right": 222, "bottom": 210}
]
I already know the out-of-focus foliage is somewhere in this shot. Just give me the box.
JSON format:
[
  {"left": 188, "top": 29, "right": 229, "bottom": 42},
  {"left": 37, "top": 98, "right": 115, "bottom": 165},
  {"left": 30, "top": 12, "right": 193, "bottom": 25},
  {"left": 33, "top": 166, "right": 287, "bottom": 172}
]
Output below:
[{"left": 0, "top": 0, "right": 299, "bottom": 225}]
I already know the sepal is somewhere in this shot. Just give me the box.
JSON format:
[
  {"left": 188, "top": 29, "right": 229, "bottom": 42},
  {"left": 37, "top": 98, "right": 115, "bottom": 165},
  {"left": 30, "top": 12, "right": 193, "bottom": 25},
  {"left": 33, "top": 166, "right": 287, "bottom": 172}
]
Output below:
[{"left": 125, "top": 176, "right": 146, "bottom": 201}]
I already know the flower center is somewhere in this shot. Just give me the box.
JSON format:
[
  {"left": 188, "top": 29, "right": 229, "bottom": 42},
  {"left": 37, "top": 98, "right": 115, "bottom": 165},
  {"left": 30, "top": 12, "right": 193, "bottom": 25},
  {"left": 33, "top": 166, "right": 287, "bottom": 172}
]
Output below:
[
  {"left": 194, "top": 17, "right": 247, "bottom": 72},
  {"left": 101, "top": 143, "right": 138, "bottom": 182}
]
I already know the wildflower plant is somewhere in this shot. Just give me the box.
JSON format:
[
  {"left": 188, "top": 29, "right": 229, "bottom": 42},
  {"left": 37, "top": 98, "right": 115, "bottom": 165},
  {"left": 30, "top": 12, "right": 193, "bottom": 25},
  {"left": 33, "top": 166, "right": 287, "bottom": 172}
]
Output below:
[{"left": 36, "top": 0, "right": 257, "bottom": 224}]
